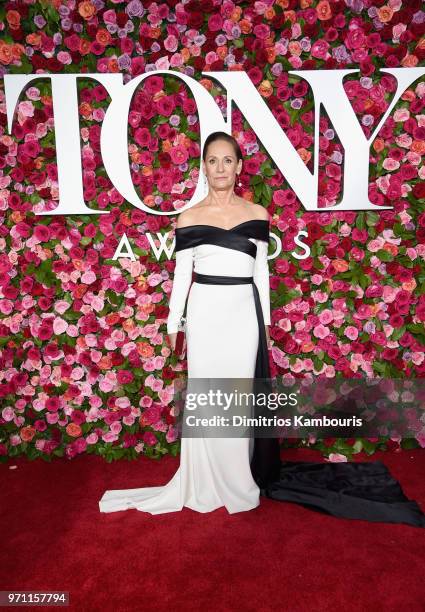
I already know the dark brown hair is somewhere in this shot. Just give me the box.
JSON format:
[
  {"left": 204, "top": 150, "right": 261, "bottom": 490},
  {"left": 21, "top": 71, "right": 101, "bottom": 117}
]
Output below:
[{"left": 202, "top": 131, "right": 243, "bottom": 163}]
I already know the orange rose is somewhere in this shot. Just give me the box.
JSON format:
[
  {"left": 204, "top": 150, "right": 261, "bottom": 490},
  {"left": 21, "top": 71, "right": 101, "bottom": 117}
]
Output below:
[
  {"left": 241, "top": 190, "right": 254, "bottom": 202},
  {"left": 79, "top": 101, "right": 92, "bottom": 118},
  {"left": 401, "top": 90, "right": 415, "bottom": 102},
  {"left": 76, "top": 337, "right": 88, "bottom": 350},
  {"left": 141, "top": 166, "right": 153, "bottom": 176},
  {"left": 137, "top": 342, "right": 154, "bottom": 358},
  {"left": 264, "top": 8, "right": 275, "bottom": 20},
  {"left": 283, "top": 10, "right": 296, "bottom": 23},
  {"left": 231, "top": 7, "right": 242, "bottom": 21},
  {"left": 276, "top": 0, "right": 290, "bottom": 7},
  {"left": 300, "top": 0, "right": 313, "bottom": 7},
  {"left": 402, "top": 278, "right": 416, "bottom": 292},
  {"left": 301, "top": 342, "right": 315, "bottom": 352},
  {"left": 383, "top": 243, "right": 398, "bottom": 256},
  {"left": 26, "top": 33, "right": 41, "bottom": 47},
  {"left": 80, "top": 39, "right": 91, "bottom": 55},
  {"left": 239, "top": 19, "right": 252, "bottom": 34},
  {"left": 183, "top": 134, "right": 193, "bottom": 149},
  {"left": 78, "top": 1, "right": 96, "bottom": 20},
  {"left": 74, "top": 284, "right": 88, "bottom": 298},
  {"left": 96, "top": 29, "right": 111, "bottom": 46},
  {"left": 131, "top": 151, "right": 142, "bottom": 164},
  {"left": 137, "top": 304, "right": 154, "bottom": 318},
  {"left": 288, "top": 41, "right": 302, "bottom": 56},
  {"left": 12, "top": 44, "right": 25, "bottom": 60},
  {"left": 297, "top": 148, "right": 312, "bottom": 164},
  {"left": 377, "top": 6, "right": 393, "bottom": 23},
  {"left": 181, "top": 48, "right": 190, "bottom": 62},
  {"left": 369, "top": 304, "right": 381, "bottom": 316},
  {"left": 98, "top": 355, "right": 112, "bottom": 370},
  {"left": 119, "top": 213, "right": 132, "bottom": 227},
  {"left": 11, "top": 210, "right": 24, "bottom": 223},
  {"left": 144, "top": 195, "right": 155, "bottom": 208},
  {"left": 401, "top": 54, "right": 418, "bottom": 68},
  {"left": 373, "top": 138, "right": 385, "bottom": 153},
  {"left": 199, "top": 78, "right": 213, "bottom": 91},
  {"left": 217, "top": 46, "right": 228, "bottom": 60},
  {"left": 333, "top": 259, "right": 349, "bottom": 272},
  {"left": 6, "top": 10, "right": 21, "bottom": 29},
  {"left": 265, "top": 47, "right": 276, "bottom": 63},
  {"left": 66, "top": 423, "right": 82, "bottom": 438},
  {"left": 150, "top": 27, "right": 161, "bottom": 39},
  {"left": 135, "top": 277, "right": 148, "bottom": 292},
  {"left": 20, "top": 426, "right": 36, "bottom": 442},
  {"left": 106, "top": 313, "right": 121, "bottom": 325},
  {"left": 258, "top": 80, "right": 273, "bottom": 98},
  {"left": 122, "top": 318, "right": 135, "bottom": 333},
  {"left": 412, "top": 140, "right": 425, "bottom": 154},
  {"left": 316, "top": 0, "right": 332, "bottom": 20},
  {"left": 108, "top": 58, "right": 119, "bottom": 72},
  {"left": 0, "top": 44, "right": 13, "bottom": 65}
]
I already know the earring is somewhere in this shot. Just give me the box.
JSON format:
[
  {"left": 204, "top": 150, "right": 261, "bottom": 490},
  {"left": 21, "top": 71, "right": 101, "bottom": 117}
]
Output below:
[
  {"left": 203, "top": 174, "right": 208, "bottom": 195},
  {"left": 237, "top": 174, "right": 242, "bottom": 187}
]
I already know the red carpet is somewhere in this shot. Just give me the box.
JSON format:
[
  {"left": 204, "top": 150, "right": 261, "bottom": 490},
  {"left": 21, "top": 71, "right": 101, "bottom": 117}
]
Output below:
[{"left": 1, "top": 448, "right": 424, "bottom": 612}]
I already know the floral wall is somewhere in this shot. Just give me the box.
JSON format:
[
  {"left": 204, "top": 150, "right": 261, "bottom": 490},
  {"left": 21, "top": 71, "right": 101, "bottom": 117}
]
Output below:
[{"left": 0, "top": 0, "right": 424, "bottom": 462}]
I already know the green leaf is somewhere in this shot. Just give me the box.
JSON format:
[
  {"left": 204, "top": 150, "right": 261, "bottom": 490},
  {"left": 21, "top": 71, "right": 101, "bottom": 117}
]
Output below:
[
  {"left": 106, "top": 289, "right": 123, "bottom": 307},
  {"left": 262, "top": 183, "right": 273, "bottom": 205},
  {"left": 376, "top": 249, "right": 393, "bottom": 262},
  {"left": 355, "top": 213, "right": 365, "bottom": 230},
  {"left": 253, "top": 183, "right": 262, "bottom": 201},
  {"left": 373, "top": 361, "right": 387, "bottom": 374},
  {"left": 400, "top": 438, "right": 419, "bottom": 450},
  {"left": 365, "top": 212, "right": 380, "bottom": 227},
  {"left": 391, "top": 326, "right": 406, "bottom": 341}
]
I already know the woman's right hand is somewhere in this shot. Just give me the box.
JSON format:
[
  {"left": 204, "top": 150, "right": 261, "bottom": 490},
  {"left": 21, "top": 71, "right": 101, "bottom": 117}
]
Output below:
[{"left": 168, "top": 333, "right": 177, "bottom": 351}]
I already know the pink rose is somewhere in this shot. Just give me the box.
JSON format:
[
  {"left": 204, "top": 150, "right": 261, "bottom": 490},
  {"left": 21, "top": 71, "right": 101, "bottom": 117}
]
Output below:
[
  {"left": 53, "top": 317, "right": 68, "bottom": 335},
  {"left": 346, "top": 29, "right": 366, "bottom": 50},
  {"left": 208, "top": 14, "right": 223, "bottom": 31},
  {"left": 170, "top": 145, "right": 189, "bottom": 165},
  {"left": 311, "top": 40, "right": 330, "bottom": 59},
  {"left": 164, "top": 34, "right": 178, "bottom": 52},
  {"left": 143, "top": 431, "right": 157, "bottom": 446}
]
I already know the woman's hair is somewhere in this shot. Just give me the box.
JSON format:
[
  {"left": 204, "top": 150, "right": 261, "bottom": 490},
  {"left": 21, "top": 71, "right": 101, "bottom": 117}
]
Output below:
[{"left": 202, "top": 131, "right": 243, "bottom": 163}]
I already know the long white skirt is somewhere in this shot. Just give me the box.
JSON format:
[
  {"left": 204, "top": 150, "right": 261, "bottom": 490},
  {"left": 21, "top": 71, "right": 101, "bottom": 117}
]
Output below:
[{"left": 99, "top": 282, "right": 260, "bottom": 514}]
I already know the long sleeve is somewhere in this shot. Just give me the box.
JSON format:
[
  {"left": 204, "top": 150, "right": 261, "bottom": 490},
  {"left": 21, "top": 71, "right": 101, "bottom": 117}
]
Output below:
[
  {"left": 253, "top": 239, "right": 271, "bottom": 326},
  {"left": 166, "top": 246, "right": 194, "bottom": 334}
]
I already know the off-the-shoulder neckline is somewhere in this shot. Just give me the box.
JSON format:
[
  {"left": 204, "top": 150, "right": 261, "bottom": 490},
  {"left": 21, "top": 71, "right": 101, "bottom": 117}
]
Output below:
[{"left": 176, "top": 219, "right": 269, "bottom": 232}]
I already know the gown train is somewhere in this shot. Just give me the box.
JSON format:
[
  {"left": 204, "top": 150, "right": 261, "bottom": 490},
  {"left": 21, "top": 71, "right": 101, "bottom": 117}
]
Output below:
[{"left": 99, "top": 219, "right": 425, "bottom": 527}]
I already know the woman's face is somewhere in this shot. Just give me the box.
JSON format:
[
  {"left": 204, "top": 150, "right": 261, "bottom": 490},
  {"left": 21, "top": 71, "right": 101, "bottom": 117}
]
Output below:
[{"left": 202, "top": 139, "right": 242, "bottom": 192}]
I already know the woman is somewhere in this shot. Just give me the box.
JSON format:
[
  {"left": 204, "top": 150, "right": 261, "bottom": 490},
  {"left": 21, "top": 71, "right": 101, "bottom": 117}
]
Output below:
[{"left": 99, "top": 132, "right": 425, "bottom": 527}]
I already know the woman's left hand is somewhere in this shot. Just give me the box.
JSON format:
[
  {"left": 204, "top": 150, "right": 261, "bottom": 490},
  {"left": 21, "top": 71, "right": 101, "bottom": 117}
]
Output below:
[{"left": 265, "top": 325, "right": 271, "bottom": 350}]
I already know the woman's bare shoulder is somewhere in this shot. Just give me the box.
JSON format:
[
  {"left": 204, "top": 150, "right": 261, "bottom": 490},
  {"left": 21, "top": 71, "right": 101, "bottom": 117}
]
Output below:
[
  {"left": 176, "top": 199, "right": 209, "bottom": 229},
  {"left": 237, "top": 198, "right": 269, "bottom": 221}
]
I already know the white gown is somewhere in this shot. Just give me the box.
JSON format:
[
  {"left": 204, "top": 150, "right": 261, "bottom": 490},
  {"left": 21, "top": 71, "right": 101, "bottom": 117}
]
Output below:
[{"left": 99, "top": 219, "right": 271, "bottom": 514}]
